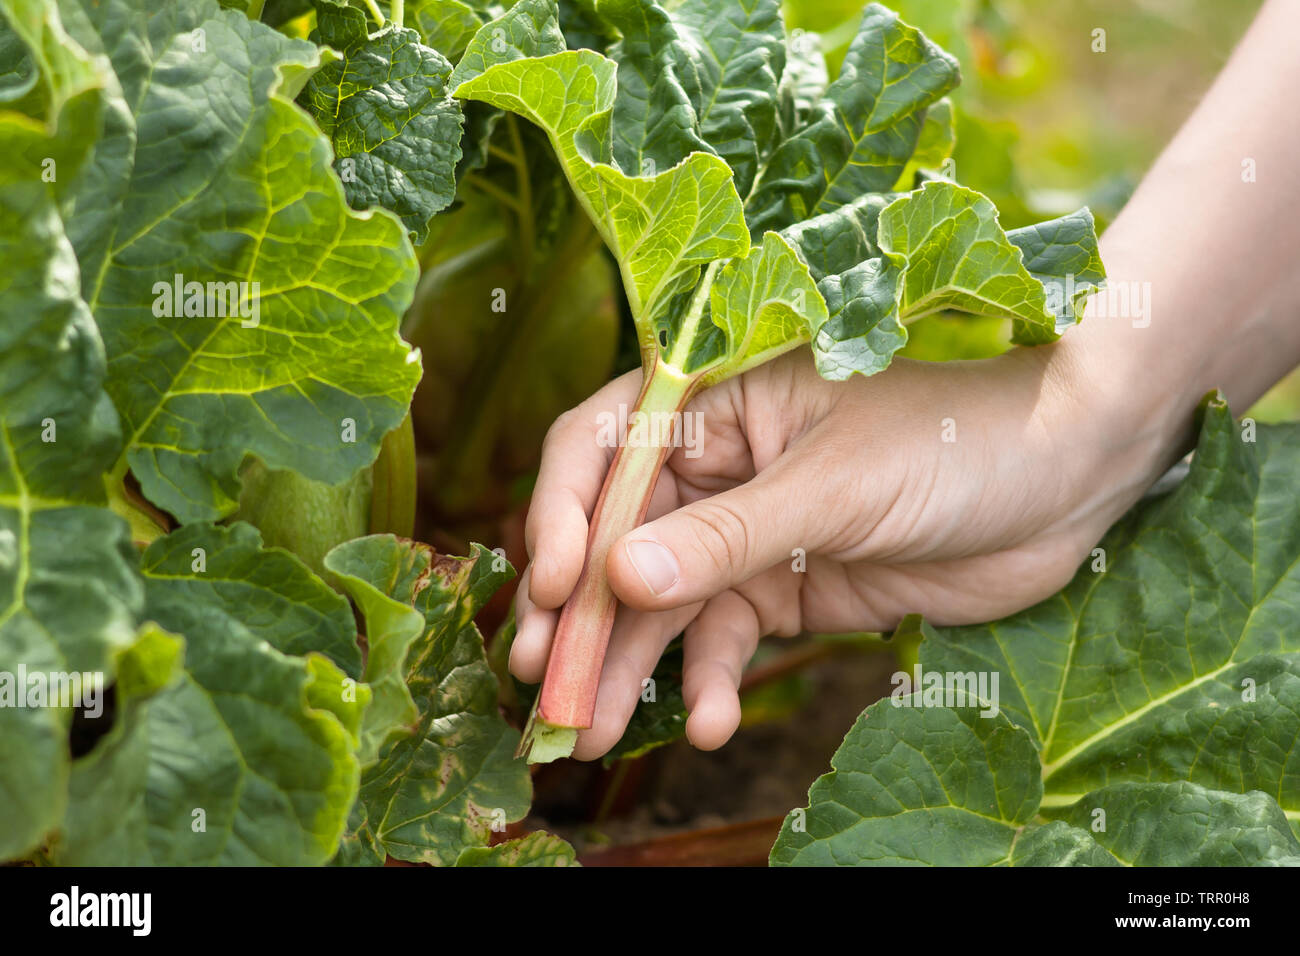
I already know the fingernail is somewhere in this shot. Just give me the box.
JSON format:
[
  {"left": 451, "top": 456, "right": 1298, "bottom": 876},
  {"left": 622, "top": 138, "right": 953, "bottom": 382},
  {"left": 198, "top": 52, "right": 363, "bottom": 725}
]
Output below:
[{"left": 625, "top": 538, "right": 679, "bottom": 596}]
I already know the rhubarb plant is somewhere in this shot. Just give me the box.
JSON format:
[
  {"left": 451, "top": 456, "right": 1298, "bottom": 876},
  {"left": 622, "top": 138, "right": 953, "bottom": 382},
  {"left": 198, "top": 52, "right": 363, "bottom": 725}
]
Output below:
[
  {"left": 450, "top": 0, "right": 1103, "bottom": 760},
  {"left": 0, "top": 0, "right": 553, "bottom": 867}
]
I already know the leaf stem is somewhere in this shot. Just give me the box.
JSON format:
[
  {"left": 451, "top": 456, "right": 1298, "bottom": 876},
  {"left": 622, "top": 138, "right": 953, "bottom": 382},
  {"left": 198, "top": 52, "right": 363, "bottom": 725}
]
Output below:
[
  {"left": 361, "top": 0, "right": 385, "bottom": 27},
  {"left": 390, "top": 0, "right": 404, "bottom": 30},
  {"left": 520, "top": 359, "right": 698, "bottom": 759},
  {"left": 368, "top": 411, "right": 416, "bottom": 538}
]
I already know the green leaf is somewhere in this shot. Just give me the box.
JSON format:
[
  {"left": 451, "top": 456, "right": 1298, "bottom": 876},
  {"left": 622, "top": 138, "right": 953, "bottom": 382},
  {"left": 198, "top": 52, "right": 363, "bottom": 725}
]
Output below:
[
  {"left": 746, "top": 2, "right": 959, "bottom": 234},
  {"left": 925, "top": 398, "right": 1300, "bottom": 822},
  {"left": 1047, "top": 783, "right": 1300, "bottom": 866},
  {"left": 298, "top": 4, "right": 464, "bottom": 241},
  {"left": 0, "top": 54, "right": 141, "bottom": 857},
  {"left": 775, "top": 398, "right": 1300, "bottom": 865},
  {"left": 598, "top": 0, "right": 710, "bottom": 179},
  {"left": 325, "top": 535, "right": 429, "bottom": 765},
  {"left": 341, "top": 538, "right": 533, "bottom": 864},
  {"left": 602, "top": 639, "right": 687, "bottom": 765},
  {"left": 54, "top": 522, "right": 366, "bottom": 865},
  {"left": 771, "top": 700, "right": 1043, "bottom": 866},
  {"left": 454, "top": 831, "right": 580, "bottom": 866},
  {"left": 55, "top": 0, "right": 422, "bottom": 524},
  {"left": 1006, "top": 207, "right": 1106, "bottom": 334},
  {"left": 670, "top": 0, "right": 785, "bottom": 197},
  {"left": 776, "top": 27, "right": 826, "bottom": 139},
  {"left": 877, "top": 180, "right": 1101, "bottom": 345},
  {"left": 408, "top": 0, "right": 483, "bottom": 61},
  {"left": 696, "top": 230, "right": 828, "bottom": 381},
  {"left": 456, "top": 49, "right": 750, "bottom": 334},
  {"left": 448, "top": 0, "right": 565, "bottom": 90}
]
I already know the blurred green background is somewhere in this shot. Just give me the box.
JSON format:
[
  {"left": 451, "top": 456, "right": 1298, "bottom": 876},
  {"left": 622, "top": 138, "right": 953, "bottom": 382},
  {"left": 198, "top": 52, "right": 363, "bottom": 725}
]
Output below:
[{"left": 784, "top": 0, "right": 1300, "bottom": 420}]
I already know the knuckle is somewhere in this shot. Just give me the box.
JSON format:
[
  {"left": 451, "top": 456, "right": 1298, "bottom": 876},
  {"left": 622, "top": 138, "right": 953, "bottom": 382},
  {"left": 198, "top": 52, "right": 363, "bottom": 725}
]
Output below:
[{"left": 686, "top": 499, "right": 753, "bottom": 581}]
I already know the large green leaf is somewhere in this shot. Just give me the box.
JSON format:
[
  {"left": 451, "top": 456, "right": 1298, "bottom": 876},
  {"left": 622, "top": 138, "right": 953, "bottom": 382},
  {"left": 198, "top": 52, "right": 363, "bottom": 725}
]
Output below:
[
  {"left": 51, "top": 522, "right": 365, "bottom": 865},
  {"left": 298, "top": 1, "right": 463, "bottom": 241},
  {"left": 334, "top": 537, "right": 532, "bottom": 865},
  {"left": 774, "top": 398, "right": 1300, "bottom": 864},
  {"left": 671, "top": 0, "right": 784, "bottom": 197},
  {"left": 455, "top": 48, "right": 749, "bottom": 336},
  {"left": 0, "top": 30, "right": 141, "bottom": 858},
  {"left": 599, "top": 0, "right": 710, "bottom": 178},
  {"left": 53, "top": 0, "right": 421, "bottom": 524}
]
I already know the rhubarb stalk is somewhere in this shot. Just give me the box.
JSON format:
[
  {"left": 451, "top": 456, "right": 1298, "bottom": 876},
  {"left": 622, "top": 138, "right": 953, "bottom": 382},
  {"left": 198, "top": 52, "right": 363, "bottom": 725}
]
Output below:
[{"left": 519, "top": 358, "right": 697, "bottom": 761}]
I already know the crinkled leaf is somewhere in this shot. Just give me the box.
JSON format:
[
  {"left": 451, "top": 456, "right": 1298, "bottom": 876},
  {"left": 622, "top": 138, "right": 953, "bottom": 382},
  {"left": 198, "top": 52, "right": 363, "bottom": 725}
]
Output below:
[
  {"left": 695, "top": 231, "right": 827, "bottom": 381},
  {"left": 456, "top": 48, "right": 749, "bottom": 334},
  {"left": 342, "top": 537, "right": 532, "bottom": 864},
  {"left": 56, "top": 0, "right": 422, "bottom": 524},
  {"left": 771, "top": 700, "right": 1043, "bottom": 866},
  {"left": 775, "top": 398, "right": 1300, "bottom": 865},
  {"left": 1006, "top": 207, "right": 1106, "bottom": 334},
  {"left": 449, "top": 0, "right": 565, "bottom": 89},
  {"left": 599, "top": 0, "right": 709, "bottom": 178},
  {"left": 776, "top": 27, "right": 826, "bottom": 139},
  {"left": 325, "top": 535, "right": 429, "bottom": 765},
  {"left": 878, "top": 180, "right": 1089, "bottom": 343},
  {"left": 298, "top": 3, "right": 464, "bottom": 241},
  {"left": 671, "top": 0, "right": 784, "bottom": 197},
  {"left": 53, "top": 522, "right": 366, "bottom": 865},
  {"left": 454, "top": 831, "right": 580, "bottom": 866},
  {"left": 746, "top": 2, "right": 959, "bottom": 234},
  {"left": 923, "top": 398, "right": 1300, "bottom": 826},
  {"left": 0, "top": 49, "right": 140, "bottom": 857}
]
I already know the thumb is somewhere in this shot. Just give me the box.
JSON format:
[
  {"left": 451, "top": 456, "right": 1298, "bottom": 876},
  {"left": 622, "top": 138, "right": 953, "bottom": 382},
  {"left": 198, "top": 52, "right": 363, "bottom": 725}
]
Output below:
[{"left": 607, "top": 457, "right": 831, "bottom": 611}]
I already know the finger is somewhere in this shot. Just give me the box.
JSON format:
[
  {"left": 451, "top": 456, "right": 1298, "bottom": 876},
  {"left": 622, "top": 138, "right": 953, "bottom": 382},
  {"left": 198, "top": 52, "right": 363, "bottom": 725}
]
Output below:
[
  {"left": 607, "top": 452, "right": 836, "bottom": 611},
  {"left": 525, "top": 370, "right": 643, "bottom": 608},
  {"left": 508, "top": 567, "right": 558, "bottom": 683},
  {"left": 681, "top": 590, "right": 760, "bottom": 751},
  {"left": 572, "top": 602, "right": 701, "bottom": 761}
]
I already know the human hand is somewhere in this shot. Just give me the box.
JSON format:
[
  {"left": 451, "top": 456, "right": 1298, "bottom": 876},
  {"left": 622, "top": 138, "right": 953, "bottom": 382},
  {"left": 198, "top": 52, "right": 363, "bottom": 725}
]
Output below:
[{"left": 510, "top": 340, "right": 1176, "bottom": 760}]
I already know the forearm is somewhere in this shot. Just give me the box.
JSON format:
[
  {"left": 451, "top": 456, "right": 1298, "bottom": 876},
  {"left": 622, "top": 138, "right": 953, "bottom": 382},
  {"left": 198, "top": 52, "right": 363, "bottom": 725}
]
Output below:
[{"left": 1052, "top": 0, "right": 1300, "bottom": 470}]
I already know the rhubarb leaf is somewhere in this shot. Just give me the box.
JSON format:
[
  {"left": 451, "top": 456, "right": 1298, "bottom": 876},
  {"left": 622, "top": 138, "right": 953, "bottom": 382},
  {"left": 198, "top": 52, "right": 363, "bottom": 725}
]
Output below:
[
  {"left": 448, "top": 0, "right": 565, "bottom": 89},
  {"left": 455, "top": 49, "right": 749, "bottom": 334},
  {"left": 775, "top": 398, "right": 1300, "bottom": 864},
  {"left": 54, "top": 522, "right": 367, "bottom": 865},
  {"left": 0, "top": 79, "right": 140, "bottom": 858},
  {"left": 695, "top": 231, "right": 829, "bottom": 381},
  {"left": 877, "top": 180, "right": 1094, "bottom": 343},
  {"left": 454, "top": 831, "right": 580, "bottom": 866},
  {"left": 408, "top": 0, "right": 483, "bottom": 62},
  {"left": 54, "top": 0, "right": 422, "bottom": 524},
  {"left": 922, "top": 397, "right": 1300, "bottom": 826},
  {"left": 340, "top": 538, "right": 533, "bottom": 865},
  {"left": 599, "top": 0, "right": 710, "bottom": 177},
  {"left": 746, "top": 2, "right": 959, "bottom": 234},
  {"left": 671, "top": 0, "right": 785, "bottom": 197},
  {"left": 776, "top": 27, "right": 827, "bottom": 138},
  {"left": 298, "top": 2, "right": 463, "bottom": 241},
  {"left": 324, "top": 535, "right": 429, "bottom": 765}
]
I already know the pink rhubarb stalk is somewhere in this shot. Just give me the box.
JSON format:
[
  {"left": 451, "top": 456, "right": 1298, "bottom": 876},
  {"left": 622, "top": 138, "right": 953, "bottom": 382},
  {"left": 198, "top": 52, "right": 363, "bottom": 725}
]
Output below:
[{"left": 520, "top": 358, "right": 696, "bottom": 761}]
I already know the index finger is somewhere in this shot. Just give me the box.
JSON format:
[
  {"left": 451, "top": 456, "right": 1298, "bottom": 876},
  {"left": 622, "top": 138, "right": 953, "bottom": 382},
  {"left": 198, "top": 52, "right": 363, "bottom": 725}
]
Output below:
[{"left": 525, "top": 368, "right": 644, "bottom": 609}]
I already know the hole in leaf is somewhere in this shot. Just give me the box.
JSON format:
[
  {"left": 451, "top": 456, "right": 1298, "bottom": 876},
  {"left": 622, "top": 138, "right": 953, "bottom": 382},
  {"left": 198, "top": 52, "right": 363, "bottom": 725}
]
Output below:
[{"left": 658, "top": 330, "right": 667, "bottom": 348}]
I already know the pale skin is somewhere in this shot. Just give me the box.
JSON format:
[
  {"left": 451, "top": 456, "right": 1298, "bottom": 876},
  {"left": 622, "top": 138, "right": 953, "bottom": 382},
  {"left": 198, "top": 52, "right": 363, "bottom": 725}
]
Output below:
[{"left": 511, "top": 0, "right": 1300, "bottom": 760}]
